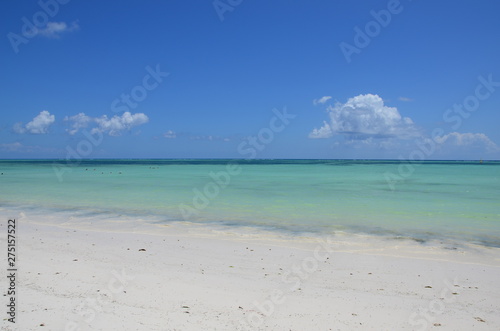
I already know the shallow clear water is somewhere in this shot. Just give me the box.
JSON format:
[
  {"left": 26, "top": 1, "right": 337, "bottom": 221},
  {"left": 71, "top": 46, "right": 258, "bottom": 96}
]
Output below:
[{"left": 1, "top": 159, "right": 499, "bottom": 246}]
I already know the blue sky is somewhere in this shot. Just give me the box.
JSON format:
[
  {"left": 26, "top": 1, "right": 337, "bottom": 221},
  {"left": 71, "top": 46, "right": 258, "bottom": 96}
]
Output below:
[{"left": 1, "top": 0, "right": 500, "bottom": 159}]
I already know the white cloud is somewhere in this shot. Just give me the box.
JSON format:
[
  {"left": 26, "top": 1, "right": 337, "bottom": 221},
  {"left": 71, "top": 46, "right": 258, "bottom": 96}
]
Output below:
[
  {"left": 64, "top": 112, "right": 149, "bottom": 136},
  {"left": 435, "top": 132, "right": 498, "bottom": 151},
  {"left": 64, "top": 113, "right": 92, "bottom": 135},
  {"left": 92, "top": 112, "right": 149, "bottom": 136},
  {"left": 14, "top": 110, "right": 55, "bottom": 134},
  {"left": 163, "top": 130, "right": 176, "bottom": 139},
  {"left": 313, "top": 96, "right": 332, "bottom": 105},
  {"left": 36, "top": 21, "right": 79, "bottom": 38},
  {"left": 309, "top": 121, "right": 333, "bottom": 138},
  {"left": 309, "top": 94, "right": 420, "bottom": 140}
]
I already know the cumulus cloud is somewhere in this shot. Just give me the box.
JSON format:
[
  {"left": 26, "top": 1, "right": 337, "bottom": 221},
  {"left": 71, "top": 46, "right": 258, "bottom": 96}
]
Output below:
[
  {"left": 435, "top": 132, "right": 498, "bottom": 151},
  {"left": 308, "top": 94, "right": 499, "bottom": 158},
  {"left": 64, "top": 113, "right": 92, "bottom": 135},
  {"left": 14, "top": 110, "right": 55, "bottom": 134},
  {"left": 92, "top": 112, "right": 149, "bottom": 136},
  {"left": 309, "top": 94, "right": 420, "bottom": 140},
  {"left": 309, "top": 121, "right": 333, "bottom": 138},
  {"left": 35, "top": 21, "right": 79, "bottom": 38},
  {"left": 313, "top": 96, "right": 332, "bottom": 105},
  {"left": 64, "top": 112, "right": 149, "bottom": 136}
]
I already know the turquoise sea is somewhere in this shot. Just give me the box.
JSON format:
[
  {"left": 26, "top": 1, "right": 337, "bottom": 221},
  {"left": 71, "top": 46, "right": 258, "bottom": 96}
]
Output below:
[{"left": 1, "top": 159, "right": 499, "bottom": 247}]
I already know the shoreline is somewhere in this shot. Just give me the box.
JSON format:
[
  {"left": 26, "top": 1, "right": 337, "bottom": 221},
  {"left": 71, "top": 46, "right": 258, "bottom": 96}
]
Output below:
[
  {"left": 3, "top": 204, "right": 500, "bottom": 251},
  {"left": 2, "top": 209, "right": 500, "bottom": 330}
]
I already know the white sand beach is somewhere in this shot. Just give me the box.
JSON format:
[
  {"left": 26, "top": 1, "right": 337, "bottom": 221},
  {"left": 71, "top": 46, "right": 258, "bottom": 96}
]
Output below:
[{"left": 2, "top": 215, "right": 500, "bottom": 331}]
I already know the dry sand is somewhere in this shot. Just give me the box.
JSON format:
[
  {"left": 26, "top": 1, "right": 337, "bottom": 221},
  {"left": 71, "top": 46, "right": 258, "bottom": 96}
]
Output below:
[{"left": 1, "top": 214, "right": 500, "bottom": 330}]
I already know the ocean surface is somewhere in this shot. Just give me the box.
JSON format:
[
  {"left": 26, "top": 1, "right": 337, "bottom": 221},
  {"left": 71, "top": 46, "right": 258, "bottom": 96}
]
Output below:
[{"left": 1, "top": 159, "right": 499, "bottom": 247}]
